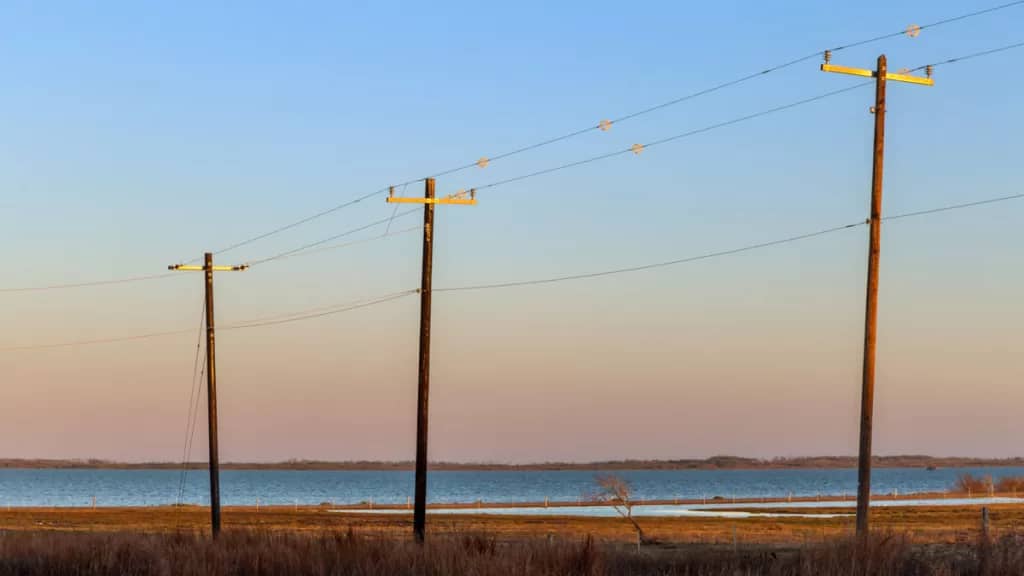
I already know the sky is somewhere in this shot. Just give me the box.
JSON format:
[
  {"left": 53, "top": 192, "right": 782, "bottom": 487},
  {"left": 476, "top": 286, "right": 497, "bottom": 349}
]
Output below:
[{"left": 0, "top": 0, "right": 1021, "bottom": 463}]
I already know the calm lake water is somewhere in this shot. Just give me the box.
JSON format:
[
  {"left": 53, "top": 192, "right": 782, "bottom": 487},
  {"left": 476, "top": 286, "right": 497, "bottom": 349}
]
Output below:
[
  {"left": 1, "top": 467, "right": 1022, "bottom": 507},
  {"left": 337, "top": 498, "right": 1024, "bottom": 518}
]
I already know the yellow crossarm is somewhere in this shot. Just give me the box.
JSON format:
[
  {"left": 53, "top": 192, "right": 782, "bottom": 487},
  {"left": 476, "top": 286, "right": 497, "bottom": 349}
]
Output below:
[
  {"left": 821, "top": 63, "right": 875, "bottom": 79},
  {"left": 168, "top": 264, "right": 249, "bottom": 271},
  {"left": 820, "top": 63, "right": 933, "bottom": 86},
  {"left": 386, "top": 197, "right": 477, "bottom": 205},
  {"left": 884, "top": 71, "right": 934, "bottom": 86}
]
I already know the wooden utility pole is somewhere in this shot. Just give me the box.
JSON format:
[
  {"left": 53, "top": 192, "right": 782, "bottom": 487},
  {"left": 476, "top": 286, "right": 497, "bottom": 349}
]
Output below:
[
  {"left": 820, "top": 53, "right": 932, "bottom": 536},
  {"left": 387, "top": 180, "right": 475, "bottom": 542},
  {"left": 414, "top": 178, "right": 435, "bottom": 542},
  {"left": 169, "top": 253, "right": 248, "bottom": 538}
]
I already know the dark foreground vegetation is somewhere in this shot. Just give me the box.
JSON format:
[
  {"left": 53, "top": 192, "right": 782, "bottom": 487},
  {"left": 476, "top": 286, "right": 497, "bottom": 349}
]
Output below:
[{"left": 1, "top": 530, "right": 1023, "bottom": 575}]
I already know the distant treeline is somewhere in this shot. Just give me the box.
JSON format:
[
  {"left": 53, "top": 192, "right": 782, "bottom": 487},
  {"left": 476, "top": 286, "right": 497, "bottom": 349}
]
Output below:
[{"left": 1, "top": 455, "right": 1023, "bottom": 471}]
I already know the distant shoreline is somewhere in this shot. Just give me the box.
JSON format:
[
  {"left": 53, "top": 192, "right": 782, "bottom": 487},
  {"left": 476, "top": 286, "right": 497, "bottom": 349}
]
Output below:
[{"left": 2, "top": 456, "right": 1022, "bottom": 472}]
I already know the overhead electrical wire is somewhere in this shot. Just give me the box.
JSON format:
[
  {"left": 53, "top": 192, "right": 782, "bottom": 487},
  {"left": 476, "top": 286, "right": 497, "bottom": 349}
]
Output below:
[
  {"left": 167, "top": 1, "right": 1024, "bottom": 262},
  {"left": 427, "top": 0, "right": 1024, "bottom": 180},
  {"left": 6, "top": 191, "right": 1019, "bottom": 353},
  {"left": 0, "top": 273, "right": 184, "bottom": 294},
  {"left": 220, "top": 289, "right": 419, "bottom": 330},
  {"left": 179, "top": 354, "right": 204, "bottom": 506},
  {"left": 184, "top": 37, "right": 1024, "bottom": 272},
  {"left": 0, "top": 290, "right": 418, "bottom": 352},
  {"left": 884, "top": 192, "right": 1024, "bottom": 221},
  {"left": 199, "top": 187, "right": 393, "bottom": 260},
  {"left": 244, "top": 209, "right": 421, "bottom": 266},
  {"left": 177, "top": 360, "right": 205, "bottom": 507},
  {"left": 227, "top": 74, "right": 873, "bottom": 267},
  {"left": 913, "top": 40, "right": 1024, "bottom": 71},
  {"left": 10, "top": 30, "right": 1009, "bottom": 293},
  {"left": 176, "top": 302, "right": 206, "bottom": 507},
  {"left": 435, "top": 192, "right": 1024, "bottom": 293},
  {"left": 256, "top": 225, "right": 422, "bottom": 264},
  {"left": 0, "top": 328, "right": 197, "bottom": 352},
  {"left": 473, "top": 82, "right": 874, "bottom": 192},
  {"left": 436, "top": 221, "right": 868, "bottom": 292},
  {"left": 210, "top": 37, "right": 1024, "bottom": 273},
  {"left": 0, "top": 219, "right": 418, "bottom": 294},
  {"left": 6, "top": 8, "right": 1018, "bottom": 289},
  {"left": 466, "top": 39, "right": 1024, "bottom": 194},
  {"left": 179, "top": 354, "right": 206, "bottom": 509},
  {"left": 211, "top": 290, "right": 417, "bottom": 327},
  {"left": 910, "top": 0, "right": 1024, "bottom": 29},
  {"left": 6, "top": 22, "right": 1004, "bottom": 297},
  {"left": 169, "top": 38, "right": 1024, "bottom": 272},
  {"left": 1, "top": 33, "right": 1021, "bottom": 330}
]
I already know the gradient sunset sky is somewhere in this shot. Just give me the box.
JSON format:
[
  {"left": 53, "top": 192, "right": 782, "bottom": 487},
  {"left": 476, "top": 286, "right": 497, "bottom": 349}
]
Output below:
[{"left": 1, "top": 0, "right": 1021, "bottom": 463}]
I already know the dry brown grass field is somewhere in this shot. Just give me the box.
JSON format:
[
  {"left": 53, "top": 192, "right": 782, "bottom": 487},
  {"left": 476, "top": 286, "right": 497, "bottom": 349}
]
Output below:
[
  {"left": 2, "top": 503, "right": 1024, "bottom": 574},
  {"left": 3, "top": 503, "right": 1024, "bottom": 544}
]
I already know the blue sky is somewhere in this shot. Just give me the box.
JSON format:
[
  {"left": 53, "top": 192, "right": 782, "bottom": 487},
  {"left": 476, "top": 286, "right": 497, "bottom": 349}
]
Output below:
[{"left": 0, "top": 1, "right": 1021, "bottom": 462}]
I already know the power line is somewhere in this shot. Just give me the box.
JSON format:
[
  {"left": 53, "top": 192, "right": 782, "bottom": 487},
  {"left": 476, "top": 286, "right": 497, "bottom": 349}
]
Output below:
[
  {"left": 0, "top": 290, "right": 418, "bottom": 352},
  {"left": 3, "top": 192, "right": 1020, "bottom": 351},
  {"left": 198, "top": 187, "right": 394, "bottom": 261},
  {"left": 0, "top": 328, "right": 196, "bottom": 352},
  {"left": 168, "top": 2, "right": 1024, "bottom": 262},
  {"left": 827, "top": 1, "right": 1024, "bottom": 53},
  {"left": 2, "top": 219, "right": 419, "bottom": 294},
  {"left": 23, "top": 38, "right": 1017, "bottom": 294},
  {"left": 272, "top": 225, "right": 420, "bottom": 262},
  {"left": 180, "top": 353, "right": 206, "bottom": 508},
  {"left": 221, "top": 289, "right": 418, "bottom": 330},
  {"left": 177, "top": 302, "right": 206, "bottom": 507},
  {"left": 216, "top": 290, "right": 414, "bottom": 326},
  {"left": 436, "top": 221, "right": 868, "bottom": 293},
  {"left": 436, "top": 192, "right": 1024, "bottom": 293},
  {"left": 910, "top": 1, "right": 1024, "bottom": 35},
  {"left": 885, "top": 193, "right": 1024, "bottom": 221},
  {"left": 472, "top": 82, "right": 873, "bottom": 192},
  {"left": 914, "top": 40, "right": 1024, "bottom": 71},
  {"left": 428, "top": 0, "right": 1024, "bottom": 180},
  {"left": 0, "top": 44, "right": 994, "bottom": 297},
  {"left": 11, "top": 12, "right": 1016, "bottom": 290},
  {"left": 0, "top": 273, "right": 183, "bottom": 294},
  {"left": 245, "top": 209, "right": 420, "bottom": 266},
  {"left": 469, "top": 39, "right": 1024, "bottom": 194},
  {"left": 179, "top": 354, "right": 205, "bottom": 508}
]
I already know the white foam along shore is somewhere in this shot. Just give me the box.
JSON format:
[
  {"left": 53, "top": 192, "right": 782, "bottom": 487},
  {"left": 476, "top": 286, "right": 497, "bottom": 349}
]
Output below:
[{"left": 329, "top": 497, "right": 1024, "bottom": 519}]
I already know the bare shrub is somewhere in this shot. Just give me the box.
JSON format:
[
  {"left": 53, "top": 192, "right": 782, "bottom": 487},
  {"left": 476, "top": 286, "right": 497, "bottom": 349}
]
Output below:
[
  {"left": 995, "top": 475, "right": 1024, "bottom": 494},
  {"left": 587, "top": 474, "right": 649, "bottom": 548},
  {"left": 955, "top": 473, "right": 993, "bottom": 494}
]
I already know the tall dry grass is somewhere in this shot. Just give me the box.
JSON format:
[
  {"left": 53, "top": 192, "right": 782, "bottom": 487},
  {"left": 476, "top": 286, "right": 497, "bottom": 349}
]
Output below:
[{"left": 0, "top": 529, "right": 1023, "bottom": 575}]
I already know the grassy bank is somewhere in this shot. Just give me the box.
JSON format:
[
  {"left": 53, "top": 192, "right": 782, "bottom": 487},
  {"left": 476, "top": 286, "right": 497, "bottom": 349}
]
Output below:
[
  {"left": 3, "top": 503, "right": 1024, "bottom": 545},
  {"left": 0, "top": 529, "right": 1023, "bottom": 575}
]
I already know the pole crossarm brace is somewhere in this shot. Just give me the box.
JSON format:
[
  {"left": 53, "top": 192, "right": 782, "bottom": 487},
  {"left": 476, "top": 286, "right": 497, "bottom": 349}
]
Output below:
[
  {"left": 387, "top": 186, "right": 477, "bottom": 205},
  {"left": 168, "top": 264, "right": 249, "bottom": 272},
  {"left": 821, "top": 52, "right": 934, "bottom": 86}
]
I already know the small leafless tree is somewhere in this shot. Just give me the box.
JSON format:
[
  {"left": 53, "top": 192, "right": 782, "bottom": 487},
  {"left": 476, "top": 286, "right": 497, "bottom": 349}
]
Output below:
[{"left": 589, "top": 474, "right": 648, "bottom": 548}]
